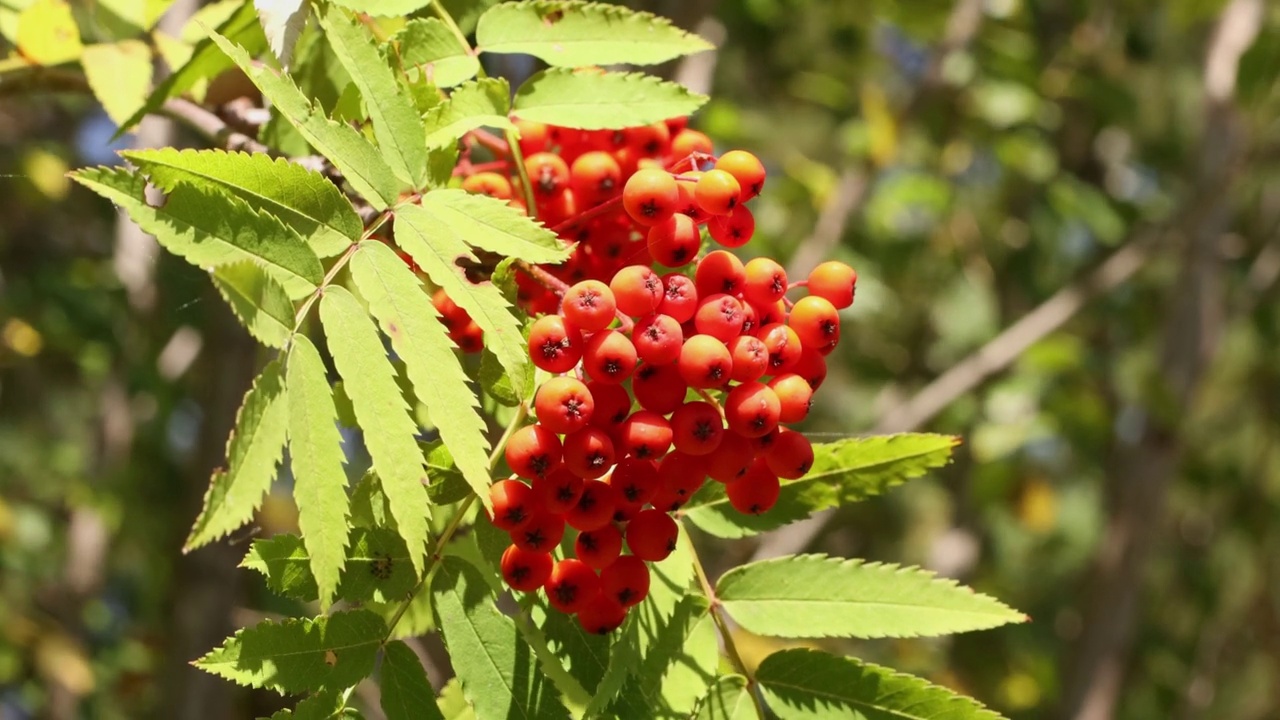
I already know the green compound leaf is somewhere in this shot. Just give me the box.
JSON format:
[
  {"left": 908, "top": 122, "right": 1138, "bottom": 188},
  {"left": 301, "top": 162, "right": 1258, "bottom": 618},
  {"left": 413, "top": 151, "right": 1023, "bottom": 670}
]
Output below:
[
  {"left": 608, "top": 595, "right": 717, "bottom": 719},
  {"left": 208, "top": 30, "right": 406, "bottom": 209},
  {"left": 421, "top": 189, "right": 570, "bottom": 265},
  {"left": 212, "top": 262, "right": 294, "bottom": 348},
  {"left": 693, "top": 675, "right": 756, "bottom": 720},
  {"left": 194, "top": 610, "right": 386, "bottom": 695},
  {"left": 123, "top": 148, "right": 361, "bottom": 258},
  {"left": 381, "top": 640, "right": 445, "bottom": 720},
  {"left": 185, "top": 358, "right": 288, "bottom": 551},
  {"left": 684, "top": 433, "right": 960, "bottom": 539},
  {"left": 716, "top": 554, "right": 1027, "bottom": 640},
  {"left": 476, "top": 1, "right": 714, "bottom": 67},
  {"left": 69, "top": 166, "right": 322, "bottom": 299},
  {"left": 286, "top": 335, "right": 352, "bottom": 611},
  {"left": 430, "top": 556, "right": 572, "bottom": 720},
  {"left": 119, "top": 2, "right": 266, "bottom": 133},
  {"left": 393, "top": 18, "right": 479, "bottom": 89},
  {"left": 756, "top": 649, "right": 1009, "bottom": 720},
  {"left": 318, "top": 5, "right": 430, "bottom": 189},
  {"left": 512, "top": 68, "right": 707, "bottom": 131},
  {"left": 422, "top": 78, "right": 515, "bottom": 148},
  {"left": 348, "top": 241, "right": 493, "bottom": 509},
  {"left": 320, "top": 286, "right": 433, "bottom": 577},
  {"left": 395, "top": 204, "right": 531, "bottom": 406},
  {"left": 240, "top": 527, "right": 416, "bottom": 603}
]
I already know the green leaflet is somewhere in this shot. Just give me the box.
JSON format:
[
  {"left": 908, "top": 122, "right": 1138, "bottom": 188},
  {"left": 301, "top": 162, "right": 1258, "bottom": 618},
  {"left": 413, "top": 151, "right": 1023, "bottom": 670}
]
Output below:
[
  {"left": 422, "top": 78, "right": 515, "bottom": 148},
  {"left": 329, "top": 0, "right": 433, "bottom": 15},
  {"left": 430, "top": 557, "right": 571, "bottom": 720},
  {"left": 118, "top": 2, "right": 266, "bottom": 133},
  {"left": 319, "top": 286, "right": 432, "bottom": 577},
  {"left": 208, "top": 30, "right": 405, "bottom": 209},
  {"left": 123, "top": 148, "right": 361, "bottom": 258},
  {"left": 512, "top": 68, "right": 708, "bottom": 130},
  {"left": 756, "top": 649, "right": 1008, "bottom": 720},
  {"left": 608, "top": 595, "right": 717, "bottom": 719},
  {"left": 420, "top": 190, "right": 570, "bottom": 265},
  {"left": 395, "top": 204, "right": 532, "bottom": 405},
  {"left": 82, "top": 40, "right": 152, "bottom": 126},
  {"left": 423, "top": 442, "right": 473, "bottom": 506},
  {"left": 287, "top": 335, "right": 352, "bottom": 610},
  {"left": 348, "top": 241, "right": 493, "bottom": 508},
  {"left": 393, "top": 18, "right": 479, "bottom": 89},
  {"left": 476, "top": 1, "right": 714, "bottom": 67},
  {"left": 265, "top": 689, "right": 347, "bottom": 720},
  {"left": 437, "top": 678, "right": 476, "bottom": 719},
  {"left": 194, "top": 610, "right": 386, "bottom": 695},
  {"left": 318, "top": 5, "right": 430, "bottom": 189},
  {"left": 534, "top": 604, "right": 611, "bottom": 696},
  {"left": 716, "top": 554, "right": 1026, "bottom": 639},
  {"left": 185, "top": 358, "right": 288, "bottom": 550},
  {"left": 212, "top": 262, "right": 294, "bottom": 348},
  {"left": 693, "top": 676, "right": 756, "bottom": 720},
  {"left": 380, "top": 640, "right": 445, "bottom": 720},
  {"left": 70, "top": 166, "right": 322, "bottom": 299},
  {"left": 684, "top": 433, "right": 960, "bottom": 539},
  {"left": 240, "top": 528, "right": 416, "bottom": 604}
]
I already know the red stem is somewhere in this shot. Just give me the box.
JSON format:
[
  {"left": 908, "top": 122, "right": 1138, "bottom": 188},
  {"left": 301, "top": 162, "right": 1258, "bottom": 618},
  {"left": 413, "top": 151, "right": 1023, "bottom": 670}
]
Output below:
[
  {"left": 551, "top": 195, "right": 625, "bottom": 236},
  {"left": 467, "top": 129, "right": 510, "bottom": 157}
]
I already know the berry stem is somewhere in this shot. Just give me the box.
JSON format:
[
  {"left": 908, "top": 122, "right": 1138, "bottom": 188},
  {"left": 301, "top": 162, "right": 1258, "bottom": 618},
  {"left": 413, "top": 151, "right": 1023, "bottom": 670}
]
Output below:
[
  {"left": 451, "top": 159, "right": 510, "bottom": 177},
  {"left": 504, "top": 127, "right": 539, "bottom": 217},
  {"left": 551, "top": 194, "right": 624, "bottom": 236},
  {"left": 787, "top": 280, "right": 808, "bottom": 292},
  {"left": 686, "top": 525, "right": 769, "bottom": 720},
  {"left": 516, "top": 260, "right": 636, "bottom": 333},
  {"left": 666, "top": 151, "right": 716, "bottom": 173},
  {"left": 287, "top": 208, "right": 392, "bottom": 339},
  {"left": 695, "top": 387, "right": 724, "bottom": 416},
  {"left": 465, "top": 129, "right": 511, "bottom": 157}
]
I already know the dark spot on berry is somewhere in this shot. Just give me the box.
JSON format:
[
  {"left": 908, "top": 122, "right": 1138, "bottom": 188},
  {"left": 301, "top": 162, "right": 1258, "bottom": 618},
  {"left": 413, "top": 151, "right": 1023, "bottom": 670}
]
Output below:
[
  {"left": 604, "top": 359, "right": 621, "bottom": 376},
  {"left": 617, "top": 588, "right": 635, "bottom": 604},
  {"left": 579, "top": 533, "right": 599, "bottom": 552},
  {"left": 634, "top": 445, "right": 652, "bottom": 458},
  {"left": 771, "top": 275, "right": 785, "bottom": 294},
  {"left": 640, "top": 199, "right": 659, "bottom": 217},
  {"left": 587, "top": 452, "right": 608, "bottom": 469},
  {"left": 530, "top": 455, "right": 551, "bottom": 477},
  {"left": 707, "top": 365, "right": 724, "bottom": 381},
  {"left": 510, "top": 564, "right": 530, "bottom": 583},
  {"left": 554, "top": 583, "right": 577, "bottom": 605},
  {"left": 750, "top": 414, "right": 767, "bottom": 430},
  {"left": 820, "top": 320, "right": 837, "bottom": 337},
  {"left": 665, "top": 537, "right": 677, "bottom": 552},
  {"left": 693, "top": 421, "right": 716, "bottom": 441},
  {"left": 503, "top": 507, "right": 528, "bottom": 526},
  {"left": 565, "top": 398, "right": 584, "bottom": 418},
  {"left": 522, "top": 527, "right": 547, "bottom": 549}
]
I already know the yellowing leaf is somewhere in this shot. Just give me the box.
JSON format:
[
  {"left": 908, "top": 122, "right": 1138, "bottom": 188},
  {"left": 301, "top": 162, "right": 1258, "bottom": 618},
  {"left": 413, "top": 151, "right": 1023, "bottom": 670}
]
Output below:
[
  {"left": 16, "top": 0, "right": 82, "bottom": 66},
  {"left": 82, "top": 40, "right": 153, "bottom": 126}
]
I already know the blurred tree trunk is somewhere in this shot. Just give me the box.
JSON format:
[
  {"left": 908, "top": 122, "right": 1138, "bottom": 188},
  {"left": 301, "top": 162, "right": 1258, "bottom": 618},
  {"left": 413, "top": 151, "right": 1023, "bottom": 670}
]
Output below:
[{"left": 1059, "top": 2, "right": 1262, "bottom": 718}]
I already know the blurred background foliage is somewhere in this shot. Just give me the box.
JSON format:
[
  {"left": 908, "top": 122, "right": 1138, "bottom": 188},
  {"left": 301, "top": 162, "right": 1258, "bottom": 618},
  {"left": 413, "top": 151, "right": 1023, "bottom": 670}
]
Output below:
[{"left": 3, "top": 0, "right": 1280, "bottom": 718}]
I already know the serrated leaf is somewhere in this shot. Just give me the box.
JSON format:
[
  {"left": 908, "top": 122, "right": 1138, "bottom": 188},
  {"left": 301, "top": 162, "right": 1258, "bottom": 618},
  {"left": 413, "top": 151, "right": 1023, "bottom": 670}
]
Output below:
[
  {"left": 208, "top": 30, "right": 406, "bottom": 209},
  {"left": 320, "top": 286, "right": 432, "bottom": 577},
  {"left": 476, "top": 1, "right": 714, "bottom": 67},
  {"left": 756, "top": 649, "right": 1008, "bottom": 720},
  {"left": 716, "top": 554, "right": 1026, "bottom": 639},
  {"left": 329, "top": 0, "right": 432, "bottom": 15},
  {"left": 212, "top": 262, "right": 295, "bottom": 348},
  {"left": 534, "top": 604, "right": 611, "bottom": 696},
  {"left": 512, "top": 68, "right": 707, "bottom": 130},
  {"left": 430, "top": 556, "right": 571, "bottom": 720},
  {"left": 287, "top": 335, "right": 352, "bottom": 610},
  {"left": 16, "top": 0, "right": 83, "bottom": 66},
  {"left": 395, "top": 204, "right": 531, "bottom": 404},
  {"left": 319, "top": 5, "right": 430, "bottom": 189},
  {"left": 421, "top": 190, "right": 569, "bottom": 264},
  {"left": 693, "top": 676, "right": 756, "bottom": 720},
  {"left": 256, "top": 0, "right": 308, "bottom": 67},
  {"left": 381, "top": 640, "right": 445, "bottom": 720},
  {"left": 82, "top": 40, "right": 152, "bottom": 126},
  {"left": 266, "top": 689, "right": 345, "bottom": 720},
  {"left": 119, "top": 2, "right": 266, "bottom": 133},
  {"left": 241, "top": 527, "right": 416, "bottom": 603},
  {"left": 124, "top": 148, "right": 362, "bottom": 258},
  {"left": 423, "top": 442, "right": 473, "bottom": 505},
  {"left": 683, "top": 434, "right": 959, "bottom": 539},
  {"left": 194, "top": 610, "right": 385, "bottom": 694},
  {"left": 609, "top": 595, "right": 716, "bottom": 719},
  {"left": 185, "top": 359, "right": 288, "bottom": 550},
  {"left": 71, "top": 167, "right": 323, "bottom": 298},
  {"left": 348, "top": 241, "right": 493, "bottom": 508},
  {"left": 422, "top": 78, "right": 514, "bottom": 148},
  {"left": 393, "top": 18, "right": 478, "bottom": 89}
]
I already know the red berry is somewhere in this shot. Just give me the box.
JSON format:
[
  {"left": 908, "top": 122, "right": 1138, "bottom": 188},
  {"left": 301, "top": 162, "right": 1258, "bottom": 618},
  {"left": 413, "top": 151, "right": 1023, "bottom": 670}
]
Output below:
[
  {"left": 511, "top": 511, "right": 565, "bottom": 553},
  {"left": 742, "top": 257, "right": 788, "bottom": 307},
  {"left": 659, "top": 273, "right": 699, "bottom": 323},
  {"left": 575, "top": 523, "right": 624, "bottom": 570},
  {"left": 576, "top": 593, "right": 627, "bottom": 634},
  {"left": 631, "top": 363, "right": 688, "bottom": 415},
  {"left": 622, "top": 167, "right": 679, "bottom": 226},
  {"left": 706, "top": 431, "right": 756, "bottom": 483},
  {"left": 617, "top": 410, "right": 673, "bottom": 459},
  {"left": 789, "top": 295, "right": 840, "bottom": 354},
  {"left": 626, "top": 509, "right": 679, "bottom": 561},
  {"left": 606, "top": 457, "right": 659, "bottom": 506},
  {"left": 461, "top": 171, "right": 514, "bottom": 200},
  {"left": 610, "top": 265, "right": 663, "bottom": 316},
  {"left": 500, "top": 545, "right": 553, "bottom": 592},
  {"left": 694, "top": 293, "right": 746, "bottom": 342},
  {"left": 758, "top": 323, "right": 802, "bottom": 373},
  {"left": 707, "top": 205, "right": 755, "bottom": 248},
  {"left": 601, "top": 554, "right": 650, "bottom": 607},
  {"left": 489, "top": 479, "right": 535, "bottom": 531},
  {"left": 728, "top": 335, "right": 769, "bottom": 383},
  {"left": 632, "top": 313, "right": 683, "bottom": 365},
  {"left": 723, "top": 382, "right": 781, "bottom": 438},
  {"left": 562, "top": 427, "right": 617, "bottom": 479},
  {"left": 806, "top": 261, "right": 857, "bottom": 309},
  {"left": 647, "top": 213, "right": 701, "bottom": 268},
  {"left": 669, "top": 401, "right": 724, "bottom": 456},
  {"left": 671, "top": 128, "right": 713, "bottom": 160},
  {"left": 624, "top": 122, "right": 672, "bottom": 158},
  {"left": 532, "top": 467, "right": 584, "bottom": 514},
  {"left": 566, "top": 479, "right": 619, "bottom": 532},
  {"left": 504, "top": 425, "right": 563, "bottom": 479},
  {"left": 534, "top": 376, "right": 595, "bottom": 435},
  {"left": 792, "top": 347, "right": 829, "bottom": 390},
  {"left": 694, "top": 250, "right": 746, "bottom": 297},
  {"left": 583, "top": 330, "right": 638, "bottom": 385},
  {"left": 726, "top": 458, "right": 781, "bottom": 515},
  {"left": 769, "top": 373, "right": 814, "bottom": 424},
  {"left": 715, "top": 150, "right": 766, "bottom": 201},
  {"left": 693, "top": 169, "right": 741, "bottom": 216},
  {"left": 561, "top": 280, "right": 617, "bottom": 332},
  {"left": 546, "top": 558, "right": 601, "bottom": 613},
  {"left": 673, "top": 172, "right": 708, "bottom": 224},
  {"left": 526, "top": 152, "right": 570, "bottom": 197},
  {"left": 677, "top": 335, "right": 732, "bottom": 389},
  {"left": 528, "top": 315, "right": 583, "bottom": 374},
  {"left": 651, "top": 452, "right": 709, "bottom": 510},
  {"left": 765, "top": 429, "right": 814, "bottom": 480},
  {"left": 587, "top": 381, "right": 633, "bottom": 430},
  {"left": 570, "top": 151, "right": 622, "bottom": 207}
]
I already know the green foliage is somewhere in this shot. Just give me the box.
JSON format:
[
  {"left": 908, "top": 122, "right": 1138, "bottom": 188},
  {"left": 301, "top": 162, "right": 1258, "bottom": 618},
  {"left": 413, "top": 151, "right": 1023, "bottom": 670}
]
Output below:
[
  {"left": 380, "top": 640, "right": 445, "bottom": 720},
  {"left": 194, "top": 610, "right": 386, "bottom": 694},
  {"left": 81, "top": 40, "right": 152, "bottom": 125},
  {"left": 240, "top": 528, "right": 416, "bottom": 603},
  {"left": 716, "top": 554, "right": 1025, "bottom": 639},
  {"left": 476, "top": 1, "right": 714, "bottom": 67},
  {"left": 684, "top": 434, "right": 959, "bottom": 538},
  {"left": 319, "top": 286, "right": 432, "bottom": 576},
  {"left": 69, "top": 167, "right": 323, "bottom": 298},
  {"left": 328, "top": 0, "right": 433, "bottom": 16},
  {"left": 430, "top": 556, "right": 571, "bottom": 720},
  {"left": 693, "top": 675, "right": 755, "bottom": 720},
  {"left": 512, "top": 68, "right": 709, "bottom": 130},
  {"left": 422, "top": 78, "right": 516, "bottom": 148},
  {"left": 211, "top": 263, "right": 294, "bottom": 348},
  {"left": 265, "top": 690, "right": 347, "bottom": 720},
  {"left": 392, "top": 18, "right": 480, "bottom": 89},
  {"left": 420, "top": 190, "right": 570, "bottom": 264},
  {"left": 286, "top": 335, "right": 352, "bottom": 611},
  {"left": 122, "top": 148, "right": 362, "bottom": 258},
  {"left": 185, "top": 358, "right": 289, "bottom": 550},
  {"left": 608, "top": 596, "right": 718, "bottom": 719},
  {"left": 755, "top": 649, "right": 1007, "bottom": 720}
]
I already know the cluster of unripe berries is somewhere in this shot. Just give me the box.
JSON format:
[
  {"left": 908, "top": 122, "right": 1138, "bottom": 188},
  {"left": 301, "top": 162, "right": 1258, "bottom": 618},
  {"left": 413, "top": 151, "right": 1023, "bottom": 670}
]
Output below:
[{"left": 467, "top": 118, "right": 858, "bottom": 635}]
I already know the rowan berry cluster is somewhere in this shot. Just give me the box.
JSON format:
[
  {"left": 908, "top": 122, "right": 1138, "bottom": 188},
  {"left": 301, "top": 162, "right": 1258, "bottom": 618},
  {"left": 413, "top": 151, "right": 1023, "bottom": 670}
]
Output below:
[{"left": 459, "top": 117, "right": 858, "bottom": 635}]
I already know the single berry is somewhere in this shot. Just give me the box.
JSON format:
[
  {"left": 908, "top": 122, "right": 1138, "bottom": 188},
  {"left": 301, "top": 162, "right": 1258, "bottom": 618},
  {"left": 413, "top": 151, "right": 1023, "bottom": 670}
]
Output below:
[
  {"left": 659, "top": 273, "right": 699, "bottom": 323},
  {"left": 587, "top": 381, "right": 633, "bottom": 430},
  {"left": 561, "top": 280, "right": 617, "bottom": 332},
  {"left": 622, "top": 167, "right": 679, "bottom": 226},
  {"left": 707, "top": 205, "right": 755, "bottom": 248},
  {"left": 806, "top": 261, "right": 857, "bottom": 309},
  {"left": 563, "top": 427, "right": 617, "bottom": 479},
  {"left": 601, "top": 554, "right": 651, "bottom": 607},
  {"left": 723, "top": 381, "right": 782, "bottom": 438},
  {"left": 671, "top": 128, "right": 714, "bottom": 160},
  {"left": 742, "top": 257, "right": 788, "bottom": 307},
  {"left": 534, "top": 376, "right": 595, "bottom": 435},
  {"left": 576, "top": 593, "right": 627, "bottom": 635},
  {"left": 500, "top": 545, "right": 553, "bottom": 592},
  {"left": 532, "top": 467, "right": 584, "bottom": 514},
  {"left": 546, "top": 558, "right": 601, "bottom": 613},
  {"left": 706, "top": 431, "right": 757, "bottom": 483},
  {"left": 528, "top": 315, "right": 583, "bottom": 374},
  {"left": 632, "top": 313, "right": 683, "bottom": 365},
  {"left": 728, "top": 335, "right": 769, "bottom": 383},
  {"left": 583, "top": 330, "right": 638, "bottom": 385},
  {"left": 489, "top": 479, "right": 535, "bottom": 531},
  {"left": 677, "top": 335, "right": 733, "bottom": 389},
  {"left": 715, "top": 150, "right": 767, "bottom": 200},
  {"left": 693, "top": 168, "right": 741, "bottom": 216},
  {"left": 695, "top": 250, "right": 746, "bottom": 297},
  {"left": 566, "top": 479, "right": 619, "bottom": 531},
  {"left": 789, "top": 295, "right": 841, "bottom": 354},
  {"left": 461, "top": 172, "right": 514, "bottom": 200},
  {"left": 626, "top": 509, "right": 679, "bottom": 561},
  {"left": 647, "top": 213, "right": 701, "bottom": 268},
  {"left": 726, "top": 458, "right": 781, "bottom": 515},
  {"left": 504, "top": 425, "right": 563, "bottom": 479},
  {"left": 694, "top": 293, "right": 746, "bottom": 342},
  {"left": 765, "top": 429, "right": 814, "bottom": 480},
  {"left": 631, "top": 363, "right": 688, "bottom": 415},
  {"left": 610, "top": 265, "right": 663, "bottom": 316},
  {"left": 526, "top": 152, "right": 570, "bottom": 197},
  {"left": 758, "top": 322, "right": 802, "bottom": 373},
  {"left": 606, "top": 457, "right": 659, "bottom": 506},
  {"left": 650, "top": 452, "right": 710, "bottom": 510},
  {"left": 617, "top": 410, "right": 673, "bottom": 459},
  {"left": 575, "top": 523, "right": 624, "bottom": 570},
  {"left": 669, "top": 401, "right": 725, "bottom": 456},
  {"left": 511, "top": 511, "right": 566, "bottom": 553},
  {"left": 769, "top": 373, "right": 814, "bottom": 424},
  {"left": 793, "top": 347, "right": 829, "bottom": 390},
  {"left": 570, "top": 151, "right": 623, "bottom": 207}
]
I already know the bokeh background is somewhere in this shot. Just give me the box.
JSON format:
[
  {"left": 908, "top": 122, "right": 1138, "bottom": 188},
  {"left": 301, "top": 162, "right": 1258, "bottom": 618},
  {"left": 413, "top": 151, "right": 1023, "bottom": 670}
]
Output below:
[{"left": 3, "top": 0, "right": 1280, "bottom": 718}]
